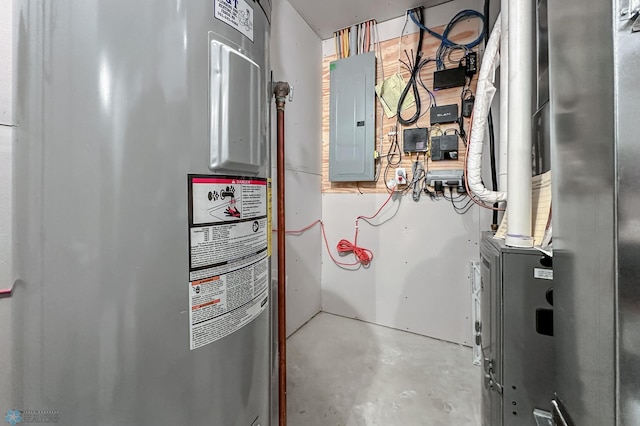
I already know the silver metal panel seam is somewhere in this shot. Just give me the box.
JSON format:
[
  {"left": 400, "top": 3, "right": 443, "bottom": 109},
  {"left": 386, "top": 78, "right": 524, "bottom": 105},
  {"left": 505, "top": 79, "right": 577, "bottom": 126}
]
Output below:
[
  {"left": 615, "top": 9, "right": 640, "bottom": 425},
  {"left": 12, "top": 1, "right": 273, "bottom": 425}
]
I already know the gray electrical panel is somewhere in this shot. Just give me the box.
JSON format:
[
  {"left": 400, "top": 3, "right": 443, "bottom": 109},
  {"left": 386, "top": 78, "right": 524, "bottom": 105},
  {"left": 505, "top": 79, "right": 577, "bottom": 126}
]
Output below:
[{"left": 329, "top": 52, "right": 376, "bottom": 181}]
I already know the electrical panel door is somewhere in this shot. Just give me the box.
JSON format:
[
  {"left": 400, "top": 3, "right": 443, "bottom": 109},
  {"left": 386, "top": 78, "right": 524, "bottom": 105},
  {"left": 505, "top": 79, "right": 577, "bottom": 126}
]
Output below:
[{"left": 329, "top": 52, "right": 376, "bottom": 182}]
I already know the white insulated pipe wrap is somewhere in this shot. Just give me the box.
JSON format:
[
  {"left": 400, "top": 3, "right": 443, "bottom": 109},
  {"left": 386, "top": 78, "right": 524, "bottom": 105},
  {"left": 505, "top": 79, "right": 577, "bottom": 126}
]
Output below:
[
  {"left": 467, "top": 15, "right": 507, "bottom": 204},
  {"left": 505, "top": 0, "right": 533, "bottom": 247}
]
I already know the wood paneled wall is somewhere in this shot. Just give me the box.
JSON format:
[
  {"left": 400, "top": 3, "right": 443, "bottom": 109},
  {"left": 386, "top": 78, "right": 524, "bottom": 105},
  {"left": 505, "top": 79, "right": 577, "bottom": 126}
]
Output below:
[{"left": 322, "top": 20, "right": 481, "bottom": 193}]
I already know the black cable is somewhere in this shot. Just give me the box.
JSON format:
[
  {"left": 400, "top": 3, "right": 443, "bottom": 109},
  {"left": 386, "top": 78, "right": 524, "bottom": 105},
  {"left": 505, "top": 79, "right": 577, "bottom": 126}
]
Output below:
[
  {"left": 489, "top": 110, "right": 498, "bottom": 225},
  {"left": 484, "top": 0, "right": 499, "bottom": 228},
  {"left": 483, "top": 0, "right": 491, "bottom": 43},
  {"left": 447, "top": 187, "right": 474, "bottom": 215},
  {"left": 397, "top": 8, "right": 425, "bottom": 125}
]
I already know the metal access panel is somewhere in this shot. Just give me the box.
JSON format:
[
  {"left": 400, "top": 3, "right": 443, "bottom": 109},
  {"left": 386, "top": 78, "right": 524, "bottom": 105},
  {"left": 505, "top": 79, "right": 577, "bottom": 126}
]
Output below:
[
  {"left": 480, "top": 237, "right": 503, "bottom": 426},
  {"left": 209, "top": 37, "right": 263, "bottom": 175},
  {"left": 480, "top": 233, "right": 555, "bottom": 426},
  {"left": 329, "top": 52, "right": 376, "bottom": 182}
]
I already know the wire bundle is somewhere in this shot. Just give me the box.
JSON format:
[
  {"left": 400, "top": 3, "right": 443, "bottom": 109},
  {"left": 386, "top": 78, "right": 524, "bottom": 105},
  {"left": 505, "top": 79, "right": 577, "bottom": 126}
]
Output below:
[
  {"left": 396, "top": 8, "right": 426, "bottom": 126},
  {"left": 410, "top": 9, "right": 485, "bottom": 70},
  {"left": 334, "top": 20, "right": 378, "bottom": 59}
]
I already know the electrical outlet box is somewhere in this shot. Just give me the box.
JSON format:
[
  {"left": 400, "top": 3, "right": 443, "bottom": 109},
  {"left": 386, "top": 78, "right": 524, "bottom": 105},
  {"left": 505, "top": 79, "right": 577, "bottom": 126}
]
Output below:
[
  {"left": 431, "top": 134, "right": 459, "bottom": 161},
  {"left": 395, "top": 168, "right": 407, "bottom": 185}
]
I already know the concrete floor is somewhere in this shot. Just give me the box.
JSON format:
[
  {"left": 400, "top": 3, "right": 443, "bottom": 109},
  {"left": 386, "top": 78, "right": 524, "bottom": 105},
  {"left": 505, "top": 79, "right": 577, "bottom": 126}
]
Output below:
[{"left": 287, "top": 312, "right": 481, "bottom": 426}]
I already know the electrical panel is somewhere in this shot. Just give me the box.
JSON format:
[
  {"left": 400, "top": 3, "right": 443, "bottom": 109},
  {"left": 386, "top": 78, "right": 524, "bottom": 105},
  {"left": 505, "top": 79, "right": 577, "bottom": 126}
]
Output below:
[{"left": 329, "top": 52, "right": 376, "bottom": 182}]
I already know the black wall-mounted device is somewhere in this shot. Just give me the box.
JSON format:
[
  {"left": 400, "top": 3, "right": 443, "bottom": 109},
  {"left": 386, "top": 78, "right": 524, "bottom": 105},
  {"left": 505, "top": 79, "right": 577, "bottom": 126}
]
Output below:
[
  {"left": 431, "top": 134, "right": 459, "bottom": 161},
  {"left": 430, "top": 104, "right": 459, "bottom": 125},
  {"left": 462, "top": 96, "right": 475, "bottom": 118},
  {"left": 465, "top": 52, "right": 478, "bottom": 76},
  {"left": 403, "top": 128, "right": 429, "bottom": 153},
  {"left": 433, "top": 66, "right": 466, "bottom": 90}
]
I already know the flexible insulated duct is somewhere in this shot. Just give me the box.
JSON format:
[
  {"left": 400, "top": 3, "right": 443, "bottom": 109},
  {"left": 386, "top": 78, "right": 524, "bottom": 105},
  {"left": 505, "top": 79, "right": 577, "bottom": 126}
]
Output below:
[{"left": 467, "top": 14, "right": 507, "bottom": 204}]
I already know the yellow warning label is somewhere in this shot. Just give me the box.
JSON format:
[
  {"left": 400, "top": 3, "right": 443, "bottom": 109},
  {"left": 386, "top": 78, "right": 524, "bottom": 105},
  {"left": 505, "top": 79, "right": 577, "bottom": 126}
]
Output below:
[{"left": 267, "top": 178, "right": 272, "bottom": 257}]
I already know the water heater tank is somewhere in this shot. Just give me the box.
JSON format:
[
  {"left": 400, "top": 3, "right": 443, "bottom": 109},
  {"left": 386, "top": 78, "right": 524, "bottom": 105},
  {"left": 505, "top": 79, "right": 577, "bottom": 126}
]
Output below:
[{"left": 12, "top": 1, "right": 274, "bottom": 425}]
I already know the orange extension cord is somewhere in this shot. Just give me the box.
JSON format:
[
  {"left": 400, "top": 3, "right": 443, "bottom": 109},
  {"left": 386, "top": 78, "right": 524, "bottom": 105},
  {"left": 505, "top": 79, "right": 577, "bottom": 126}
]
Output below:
[{"left": 275, "top": 189, "right": 396, "bottom": 267}]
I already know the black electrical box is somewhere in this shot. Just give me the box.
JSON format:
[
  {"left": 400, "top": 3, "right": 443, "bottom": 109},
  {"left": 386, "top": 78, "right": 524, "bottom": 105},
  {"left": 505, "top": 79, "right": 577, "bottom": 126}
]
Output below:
[
  {"left": 433, "top": 66, "right": 466, "bottom": 90},
  {"left": 431, "top": 134, "right": 459, "bottom": 161},
  {"left": 430, "top": 104, "right": 459, "bottom": 125},
  {"left": 465, "top": 52, "right": 478, "bottom": 76},
  {"left": 462, "top": 96, "right": 475, "bottom": 117},
  {"left": 403, "top": 128, "right": 429, "bottom": 153}
]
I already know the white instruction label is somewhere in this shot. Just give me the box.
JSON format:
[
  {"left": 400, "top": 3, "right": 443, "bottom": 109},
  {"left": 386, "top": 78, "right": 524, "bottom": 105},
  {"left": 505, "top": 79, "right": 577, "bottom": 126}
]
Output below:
[
  {"left": 534, "top": 268, "right": 554, "bottom": 280},
  {"left": 188, "top": 175, "right": 268, "bottom": 350},
  {"left": 214, "top": 0, "right": 254, "bottom": 41}
]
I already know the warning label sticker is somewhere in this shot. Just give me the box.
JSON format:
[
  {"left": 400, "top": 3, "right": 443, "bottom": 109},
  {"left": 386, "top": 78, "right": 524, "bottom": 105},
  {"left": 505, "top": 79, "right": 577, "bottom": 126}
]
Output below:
[
  {"left": 534, "top": 268, "right": 553, "bottom": 280},
  {"left": 214, "top": 0, "right": 254, "bottom": 42},
  {"left": 188, "top": 175, "right": 269, "bottom": 350}
]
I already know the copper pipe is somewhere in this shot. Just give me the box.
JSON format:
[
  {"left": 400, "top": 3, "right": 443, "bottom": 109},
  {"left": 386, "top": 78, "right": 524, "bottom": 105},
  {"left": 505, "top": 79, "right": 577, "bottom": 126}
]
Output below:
[{"left": 273, "top": 81, "right": 290, "bottom": 426}]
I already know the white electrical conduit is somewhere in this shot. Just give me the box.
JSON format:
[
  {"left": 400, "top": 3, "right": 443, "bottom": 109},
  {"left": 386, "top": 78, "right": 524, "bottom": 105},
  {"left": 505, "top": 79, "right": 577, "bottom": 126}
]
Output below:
[
  {"left": 505, "top": 0, "right": 533, "bottom": 248},
  {"left": 499, "top": 0, "right": 508, "bottom": 192},
  {"left": 467, "top": 14, "right": 507, "bottom": 204}
]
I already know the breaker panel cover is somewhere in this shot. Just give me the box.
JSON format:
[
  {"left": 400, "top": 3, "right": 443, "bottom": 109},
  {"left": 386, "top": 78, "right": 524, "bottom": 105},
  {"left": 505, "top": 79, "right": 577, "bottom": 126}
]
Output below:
[{"left": 329, "top": 53, "right": 376, "bottom": 182}]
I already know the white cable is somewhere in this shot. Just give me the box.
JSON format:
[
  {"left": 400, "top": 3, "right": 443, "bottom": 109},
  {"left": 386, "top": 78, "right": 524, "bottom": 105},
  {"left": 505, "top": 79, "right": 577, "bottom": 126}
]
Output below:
[{"left": 375, "top": 21, "right": 384, "bottom": 81}]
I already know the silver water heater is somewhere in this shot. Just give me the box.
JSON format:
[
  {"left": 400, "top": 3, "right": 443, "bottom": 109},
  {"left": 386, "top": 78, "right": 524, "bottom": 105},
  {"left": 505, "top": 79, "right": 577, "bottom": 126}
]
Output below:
[{"left": 12, "top": 0, "right": 274, "bottom": 425}]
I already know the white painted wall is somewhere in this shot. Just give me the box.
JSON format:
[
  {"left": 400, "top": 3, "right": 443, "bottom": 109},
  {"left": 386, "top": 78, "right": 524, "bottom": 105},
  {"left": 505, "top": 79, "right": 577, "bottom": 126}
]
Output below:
[
  {"left": 0, "top": 0, "right": 16, "bottom": 411},
  {"left": 322, "top": 195, "right": 481, "bottom": 346},
  {"left": 270, "top": 0, "right": 323, "bottom": 336},
  {"left": 320, "top": 0, "right": 491, "bottom": 346},
  {"left": 0, "top": 0, "right": 14, "bottom": 125}
]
